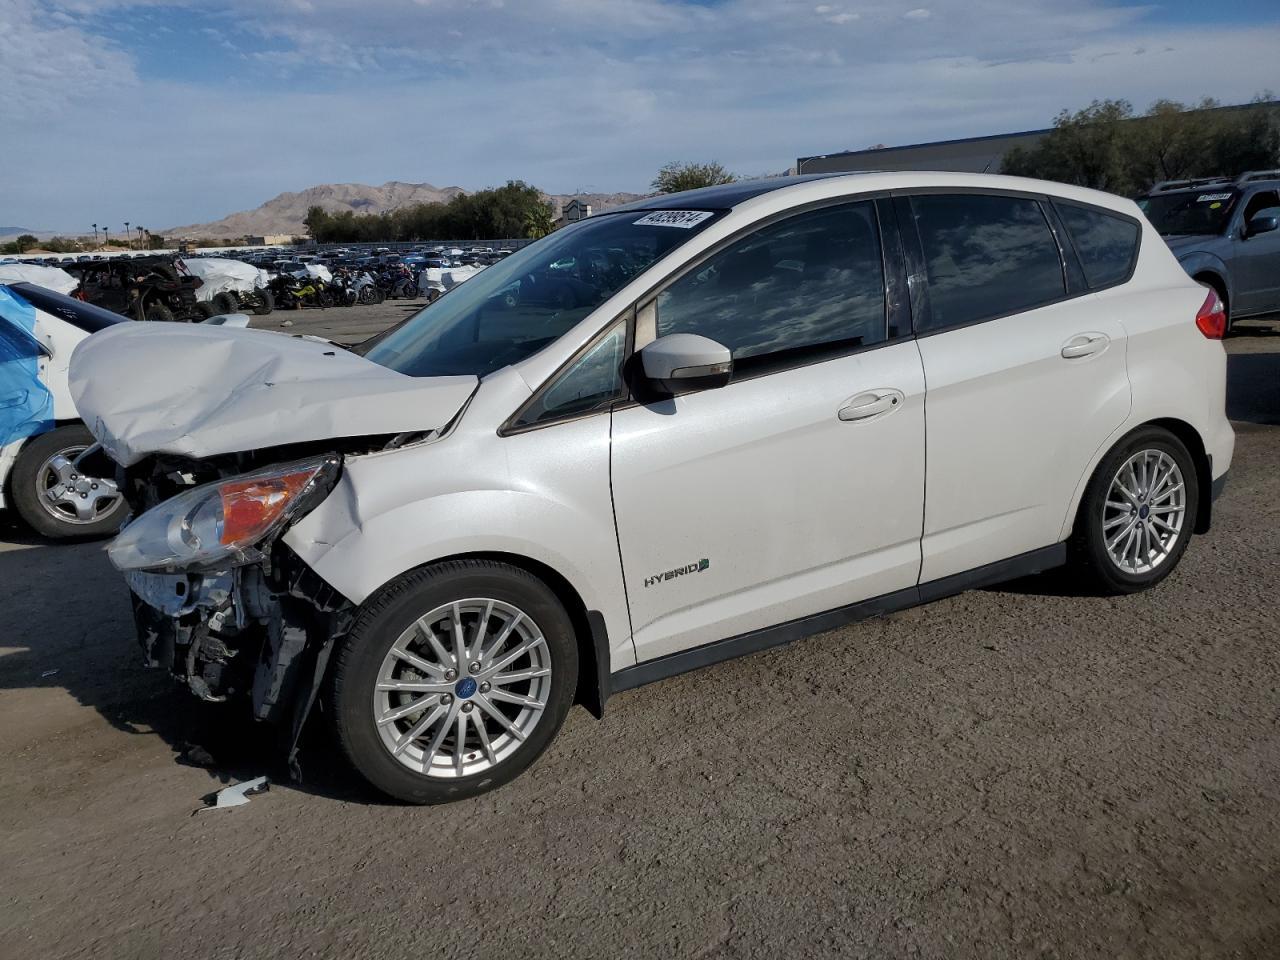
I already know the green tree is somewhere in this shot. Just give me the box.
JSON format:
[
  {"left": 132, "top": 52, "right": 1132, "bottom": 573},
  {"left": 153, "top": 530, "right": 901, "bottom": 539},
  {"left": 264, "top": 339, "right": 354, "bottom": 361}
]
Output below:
[
  {"left": 1002, "top": 96, "right": 1280, "bottom": 194},
  {"left": 651, "top": 161, "right": 737, "bottom": 193},
  {"left": 523, "top": 204, "right": 555, "bottom": 239},
  {"left": 14, "top": 234, "right": 39, "bottom": 252}
]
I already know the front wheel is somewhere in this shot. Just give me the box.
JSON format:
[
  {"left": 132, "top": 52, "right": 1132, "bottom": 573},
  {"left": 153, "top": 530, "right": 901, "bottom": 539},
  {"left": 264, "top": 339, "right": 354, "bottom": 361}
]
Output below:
[
  {"left": 1070, "top": 426, "right": 1199, "bottom": 594},
  {"left": 253, "top": 288, "right": 275, "bottom": 316},
  {"left": 8, "top": 425, "right": 128, "bottom": 539},
  {"left": 329, "top": 560, "right": 578, "bottom": 804}
]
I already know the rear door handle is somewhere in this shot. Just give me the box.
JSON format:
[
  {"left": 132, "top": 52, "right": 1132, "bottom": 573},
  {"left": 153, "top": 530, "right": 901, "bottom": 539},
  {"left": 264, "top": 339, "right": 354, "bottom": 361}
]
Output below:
[
  {"left": 838, "top": 389, "right": 904, "bottom": 422},
  {"left": 1061, "top": 333, "right": 1110, "bottom": 359}
]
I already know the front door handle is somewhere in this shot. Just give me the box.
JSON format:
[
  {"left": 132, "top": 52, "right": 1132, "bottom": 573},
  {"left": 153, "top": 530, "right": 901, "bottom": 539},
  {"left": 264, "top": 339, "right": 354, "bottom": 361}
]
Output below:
[
  {"left": 1061, "top": 333, "right": 1110, "bottom": 359},
  {"left": 838, "top": 389, "right": 903, "bottom": 422}
]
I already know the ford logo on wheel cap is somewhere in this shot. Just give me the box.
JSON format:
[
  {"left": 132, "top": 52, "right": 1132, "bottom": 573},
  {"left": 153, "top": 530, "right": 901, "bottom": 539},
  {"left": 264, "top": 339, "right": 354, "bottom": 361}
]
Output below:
[{"left": 455, "top": 677, "right": 478, "bottom": 699}]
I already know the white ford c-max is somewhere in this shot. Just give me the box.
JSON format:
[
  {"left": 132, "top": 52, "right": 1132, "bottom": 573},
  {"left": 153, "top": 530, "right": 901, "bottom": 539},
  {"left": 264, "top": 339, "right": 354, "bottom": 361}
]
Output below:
[{"left": 70, "top": 172, "right": 1234, "bottom": 803}]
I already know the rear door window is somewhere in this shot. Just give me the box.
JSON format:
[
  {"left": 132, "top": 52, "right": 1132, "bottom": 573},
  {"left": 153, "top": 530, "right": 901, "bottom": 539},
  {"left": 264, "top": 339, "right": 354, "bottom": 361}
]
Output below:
[
  {"left": 909, "top": 194, "right": 1066, "bottom": 331},
  {"left": 1056, "top": 202, "right": 1140, "bottom": 289}
]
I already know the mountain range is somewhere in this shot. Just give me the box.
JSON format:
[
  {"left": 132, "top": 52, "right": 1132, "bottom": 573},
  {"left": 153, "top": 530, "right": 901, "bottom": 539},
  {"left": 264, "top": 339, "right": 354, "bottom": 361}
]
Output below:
[{"left": 164, "top": 181, "right": 647, "bottom": 239}]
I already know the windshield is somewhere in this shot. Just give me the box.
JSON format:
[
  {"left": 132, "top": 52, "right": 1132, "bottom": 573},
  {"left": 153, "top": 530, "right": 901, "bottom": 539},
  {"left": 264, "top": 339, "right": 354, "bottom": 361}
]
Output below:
[
  {"left": 360, "top": 209, "right": 722, "bottom": 377},
  {"left": 1137, "top": 190, "right": 1239, "bottom": 237}
]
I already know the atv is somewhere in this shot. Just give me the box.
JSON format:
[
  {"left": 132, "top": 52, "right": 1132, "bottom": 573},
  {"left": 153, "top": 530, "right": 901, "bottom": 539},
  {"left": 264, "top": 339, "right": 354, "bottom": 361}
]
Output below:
[{"left": 61, "top": 256, "right": 206, "bottom": 322}]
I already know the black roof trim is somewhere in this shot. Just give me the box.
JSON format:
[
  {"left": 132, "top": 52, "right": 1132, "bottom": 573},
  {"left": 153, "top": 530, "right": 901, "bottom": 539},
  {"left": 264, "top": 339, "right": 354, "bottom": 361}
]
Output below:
[
  {"left": 7, "top": 282, "right": 129, "bottom": 333},
  {"left": 611, "top": 174, "right": 853, "bottom": 213}
]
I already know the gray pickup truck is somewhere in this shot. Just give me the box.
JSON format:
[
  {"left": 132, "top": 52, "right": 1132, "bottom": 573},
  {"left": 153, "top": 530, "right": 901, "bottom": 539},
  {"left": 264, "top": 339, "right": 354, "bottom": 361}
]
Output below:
[{"left": 1137, "top": 170, "right": 1280, "bottom": 331}]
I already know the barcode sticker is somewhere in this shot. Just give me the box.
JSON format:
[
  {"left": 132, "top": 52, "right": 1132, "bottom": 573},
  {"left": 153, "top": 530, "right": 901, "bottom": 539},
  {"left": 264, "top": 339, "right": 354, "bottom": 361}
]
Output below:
[{"left": 634, "top": 210, "right": 714, "bottom": 229}]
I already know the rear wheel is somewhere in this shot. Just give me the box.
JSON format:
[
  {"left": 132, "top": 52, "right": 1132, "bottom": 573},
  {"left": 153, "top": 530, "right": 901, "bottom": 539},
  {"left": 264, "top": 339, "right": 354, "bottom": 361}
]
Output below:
[
  {"left": 212, "top": 292, "right": 238, "bottom": 315},
  {"left": 329, "top": 560, "right": 578, "bottom": 804},
  {"left": 195, "top": 301, "right": 217, "bottom": 320},
  {"left": 1070, "top": 426, "right": 1199, "bottom": 594},
  {"left": 8, "top": 425, "right": 127, "bottom": 540}
]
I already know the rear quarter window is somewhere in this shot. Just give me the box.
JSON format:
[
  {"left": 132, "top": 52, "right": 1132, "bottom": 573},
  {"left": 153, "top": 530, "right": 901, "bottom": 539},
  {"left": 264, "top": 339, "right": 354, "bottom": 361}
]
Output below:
[{"left": 1055, "top": 202, "right": 1140, "bottom": 290}]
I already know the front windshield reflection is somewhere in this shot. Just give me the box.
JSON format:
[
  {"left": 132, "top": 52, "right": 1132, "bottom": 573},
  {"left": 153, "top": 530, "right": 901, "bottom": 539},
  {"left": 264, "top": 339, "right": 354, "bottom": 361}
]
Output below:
[{"left": 361, "top": 210, "right": 722, "bottom": 378}]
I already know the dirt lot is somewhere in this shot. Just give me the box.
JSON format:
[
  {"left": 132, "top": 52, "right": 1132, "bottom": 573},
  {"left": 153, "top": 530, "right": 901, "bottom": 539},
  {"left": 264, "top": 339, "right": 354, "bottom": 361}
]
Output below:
[{"left": 2, "top": 307, "right": 1279, "bottom": 959}]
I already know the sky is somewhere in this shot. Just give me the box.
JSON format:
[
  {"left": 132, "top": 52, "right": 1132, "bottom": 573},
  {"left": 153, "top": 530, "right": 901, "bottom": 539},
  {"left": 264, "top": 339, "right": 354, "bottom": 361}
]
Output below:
[{"left": 1, "top": 0, "right": 1277, "bottom": 232}]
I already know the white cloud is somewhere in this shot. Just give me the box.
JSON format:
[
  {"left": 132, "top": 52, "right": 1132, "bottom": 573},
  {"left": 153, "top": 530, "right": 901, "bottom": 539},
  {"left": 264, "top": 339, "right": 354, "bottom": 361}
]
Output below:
[
  {"left": 0, "top": 0, "right": 137, "bottom": 122},
  {"left": 4, "top": 0, "right": 1280, "bottom": 229},
  {"left": 903, "top": 7, "right": 932, "bottom": 20}
]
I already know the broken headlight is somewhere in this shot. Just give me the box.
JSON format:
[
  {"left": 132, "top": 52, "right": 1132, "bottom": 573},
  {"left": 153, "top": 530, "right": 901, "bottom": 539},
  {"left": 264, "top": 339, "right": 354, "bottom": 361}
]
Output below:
[{"left": 109, "top": 456, "right": 339, "bottom": 572}]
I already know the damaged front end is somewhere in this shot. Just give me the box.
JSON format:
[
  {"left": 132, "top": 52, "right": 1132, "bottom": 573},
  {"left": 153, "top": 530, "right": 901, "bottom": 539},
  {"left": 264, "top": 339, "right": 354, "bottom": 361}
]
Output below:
[{"left": 114, "top": 447, "right": 359, "bottom": 773}]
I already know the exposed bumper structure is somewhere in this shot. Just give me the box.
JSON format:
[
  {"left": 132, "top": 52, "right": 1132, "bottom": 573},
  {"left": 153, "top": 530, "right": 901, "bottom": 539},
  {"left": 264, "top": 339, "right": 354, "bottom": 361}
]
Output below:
[{"left": 127, "top": 544, "right": 354, "bottom": 774}]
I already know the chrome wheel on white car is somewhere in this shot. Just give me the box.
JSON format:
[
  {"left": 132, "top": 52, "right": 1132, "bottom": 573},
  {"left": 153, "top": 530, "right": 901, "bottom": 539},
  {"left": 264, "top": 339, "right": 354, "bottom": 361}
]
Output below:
[
  {"left": 1103, "top": 450, "right": 1187, "bottom": 576},
  {"left": 1073, "top": 426, "right": 1199, "bottom": 594},
  {"left": 331, "top": 560, "right": 578, "bottom": 804},
  {"left": 373, "top": 598, "right": 553, "bottom": 779}
]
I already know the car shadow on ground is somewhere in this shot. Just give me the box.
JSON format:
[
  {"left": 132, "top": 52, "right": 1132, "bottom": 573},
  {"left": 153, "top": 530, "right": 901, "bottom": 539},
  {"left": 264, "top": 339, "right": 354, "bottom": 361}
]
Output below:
[
  {"left": 0, "top": 535, "right": 388, "bottom": 805},
  {"left": 1226, "top": 351, "right": 1280, "bottom": 425}
]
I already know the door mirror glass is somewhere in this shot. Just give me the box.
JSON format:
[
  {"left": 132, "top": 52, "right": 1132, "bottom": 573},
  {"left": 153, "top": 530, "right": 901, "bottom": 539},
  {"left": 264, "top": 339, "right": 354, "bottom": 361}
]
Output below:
[
  {"left": 639, "top": 333, "right": 732, "bottom": 395},
  {"left": 1246, "top": 212, "right": 1280, "bottom": 238}
]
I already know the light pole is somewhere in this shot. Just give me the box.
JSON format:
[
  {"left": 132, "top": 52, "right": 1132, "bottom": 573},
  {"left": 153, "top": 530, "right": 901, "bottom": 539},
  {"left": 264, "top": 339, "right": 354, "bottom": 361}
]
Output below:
[{"left": 124, "top": 221, "right": 131, "bottom": 251}]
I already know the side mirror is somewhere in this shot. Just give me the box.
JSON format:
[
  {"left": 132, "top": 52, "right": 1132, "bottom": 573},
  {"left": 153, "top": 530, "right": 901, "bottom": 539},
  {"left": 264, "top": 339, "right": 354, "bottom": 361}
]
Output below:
[
  {"left": 639, "top": 333, "right": 732, "bottom": 395},
  {"left": 1245, "top": 214, "right": 1280, "bottom": 238}
]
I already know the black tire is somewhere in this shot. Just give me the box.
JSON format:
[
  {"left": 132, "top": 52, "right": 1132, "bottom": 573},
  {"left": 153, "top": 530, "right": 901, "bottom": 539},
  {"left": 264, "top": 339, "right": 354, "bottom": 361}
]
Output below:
[
  {"left": 329, "top": 560, "right": 579, "bottom": 804},
  {"left": 195, "top": 301, "right": 217, "bottom": 320},
  {"left": 212, "top": 292, "right": 238, "bottom": 315},
  {"left": 144, "top": 301, "right": 174, "bottom": 323},
  {"left": 8, "top": 425, "right": 128, "bottom": 540},
  {"left": 1069, "top": 425, "right": 1200, "bottom": 595},
  {"left": 253, "top": 288, "right": 274, "bottom": 316},
  {"left": 148, "top": 263, "right": 180, "bottom": 283}
]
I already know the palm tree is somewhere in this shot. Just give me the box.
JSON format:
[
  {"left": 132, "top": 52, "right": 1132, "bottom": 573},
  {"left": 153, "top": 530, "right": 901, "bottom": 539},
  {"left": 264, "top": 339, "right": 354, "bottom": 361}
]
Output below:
[
  {"left": 91, "top": 223, "right": 98, "bottom": 247},
  {"left": 523, "top": 205, "right": 554, "bottom": 240}
]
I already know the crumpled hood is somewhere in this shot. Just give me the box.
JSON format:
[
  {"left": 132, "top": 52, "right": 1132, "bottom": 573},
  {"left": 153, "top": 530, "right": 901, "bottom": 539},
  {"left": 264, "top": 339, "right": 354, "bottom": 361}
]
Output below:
[{"left": 69, "top": 322, "right": 477, "bottom": 466}]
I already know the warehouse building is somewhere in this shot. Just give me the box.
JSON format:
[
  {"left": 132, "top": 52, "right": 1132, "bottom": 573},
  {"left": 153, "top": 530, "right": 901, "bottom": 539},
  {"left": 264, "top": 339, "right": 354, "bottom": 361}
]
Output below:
[{"left": 796, "top": 128, "right": 1050, "bottom": 176}]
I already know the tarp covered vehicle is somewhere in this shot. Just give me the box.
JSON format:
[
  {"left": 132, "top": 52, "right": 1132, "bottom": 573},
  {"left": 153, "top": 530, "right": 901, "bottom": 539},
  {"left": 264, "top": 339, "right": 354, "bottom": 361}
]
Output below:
[
  {"left": 181, "top": 257, "right": 275, "bottom": 316},
  {"left": 0, "top": 263, "right": 79, "bottom": 296}
]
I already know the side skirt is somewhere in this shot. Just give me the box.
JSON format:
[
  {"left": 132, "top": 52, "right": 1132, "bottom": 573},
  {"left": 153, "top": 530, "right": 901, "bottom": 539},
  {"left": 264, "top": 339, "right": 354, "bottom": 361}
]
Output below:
[{"left": 606, "top": 542, "right": 1067, "bottom": 696}]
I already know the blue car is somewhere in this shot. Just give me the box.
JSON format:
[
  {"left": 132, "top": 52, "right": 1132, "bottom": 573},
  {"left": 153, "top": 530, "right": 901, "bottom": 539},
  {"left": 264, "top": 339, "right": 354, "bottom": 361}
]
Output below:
[{"left": 1137, "top": 170, "right": 1280, "bottom": 330}]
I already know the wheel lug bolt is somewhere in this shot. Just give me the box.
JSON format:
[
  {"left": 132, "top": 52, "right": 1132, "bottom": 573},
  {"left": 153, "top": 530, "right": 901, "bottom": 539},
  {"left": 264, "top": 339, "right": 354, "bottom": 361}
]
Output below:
[
  {"left": 479, "top": 681, "right": 491, "bottom": 693},
  {"left": 468, "top": 661, "right": 480, "bottom": 673},
  {"left": 444, "top": 669, "right": 457, "bottom": 681},
  {"left": 91, "top": 483, "right": 98, "bottom": 490},
  {"left": 441, "top": 694, "right": 453, "bottom": 705},
  {"left": 461, "top": 702, "right": 473, "bottom": 713}
]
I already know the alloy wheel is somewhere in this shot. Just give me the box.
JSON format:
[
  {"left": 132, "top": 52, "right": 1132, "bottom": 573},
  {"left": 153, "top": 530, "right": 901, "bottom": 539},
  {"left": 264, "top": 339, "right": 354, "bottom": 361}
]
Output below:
[
  {"left": 373, "top": 599, "right": 552, "bottom": 779},
  {"left": 1103, "top": 449, "right": 1186, "bottom": 575}
]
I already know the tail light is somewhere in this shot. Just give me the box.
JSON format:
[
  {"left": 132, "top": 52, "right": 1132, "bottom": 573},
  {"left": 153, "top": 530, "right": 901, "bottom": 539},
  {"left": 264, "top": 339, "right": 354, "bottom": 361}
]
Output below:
[{"left": 1195, "top": 288, "right": 1227, "bottom": 339}]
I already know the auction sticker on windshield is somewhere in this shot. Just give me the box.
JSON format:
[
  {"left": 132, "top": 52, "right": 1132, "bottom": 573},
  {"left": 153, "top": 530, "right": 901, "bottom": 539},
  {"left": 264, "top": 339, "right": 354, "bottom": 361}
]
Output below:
[
  {"left": 1196, "top": 193, "right": 1233, "bottom": 203},
  {"left": 634, "top": 210, "right": 715, "bottom": 229}
]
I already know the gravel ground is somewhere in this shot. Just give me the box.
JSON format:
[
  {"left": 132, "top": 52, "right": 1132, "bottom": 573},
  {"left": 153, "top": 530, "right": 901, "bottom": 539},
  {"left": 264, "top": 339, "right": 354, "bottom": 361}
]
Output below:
[{"left": 1, "top": 311, "right": 1278, "bottom": 960}]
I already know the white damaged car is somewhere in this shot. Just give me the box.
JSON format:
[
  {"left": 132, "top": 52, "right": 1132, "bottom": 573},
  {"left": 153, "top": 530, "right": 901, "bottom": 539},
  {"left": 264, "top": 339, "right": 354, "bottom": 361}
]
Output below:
[
  {"left": 0, "top": 283, "right": 129, "bottom": 538},
  {"left": 70, "top": 173, "right": 1234, "bottom": 803}
]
